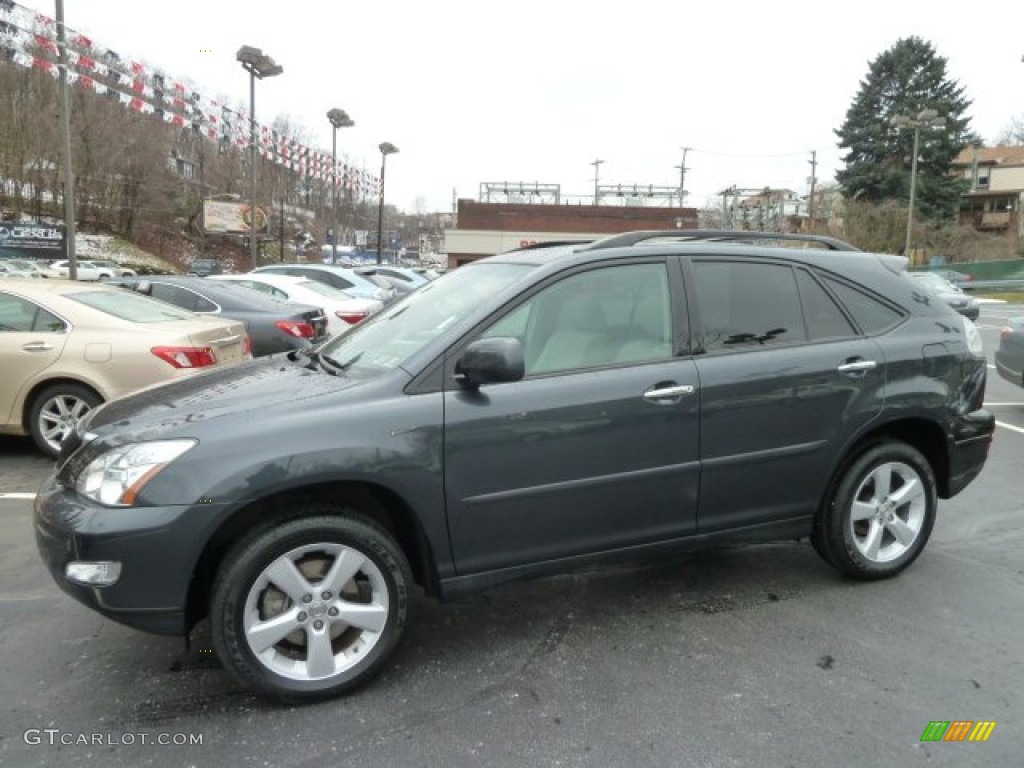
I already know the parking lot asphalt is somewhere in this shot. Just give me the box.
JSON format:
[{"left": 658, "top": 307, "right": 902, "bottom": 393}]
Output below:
[{"left": 1, "top": 303, "right": 1022, "bottom": 768}]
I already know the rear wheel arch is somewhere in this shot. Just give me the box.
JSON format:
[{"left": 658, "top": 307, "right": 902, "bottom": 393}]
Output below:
[
  {"left": 22, "top": 377, "right": 104, "bottom": 430},
  {"left": 812, "top": 417, "right": 949, "bottom": 571},
  {"left": 186, "top": 481, "right": 439, "bottom": 631},
  {"left": 823, "top": 417, "right": 950, "bottom": 504}
]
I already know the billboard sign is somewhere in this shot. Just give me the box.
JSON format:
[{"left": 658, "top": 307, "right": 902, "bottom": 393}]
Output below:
[
  {"left": 202, "top": 201, "right": 269, "bottom": 235},
  {"left": 0, "top": 224, "right": 67, "bottom": 259}
]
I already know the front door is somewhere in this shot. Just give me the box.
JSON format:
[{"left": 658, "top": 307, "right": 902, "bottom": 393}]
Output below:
[{"left": 443, "top": 261, "right": 701, "bottom": 575}]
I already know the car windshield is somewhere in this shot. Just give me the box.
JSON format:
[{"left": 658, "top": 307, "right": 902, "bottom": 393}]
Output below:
[
  {"left": 318, "top": 262, "right": 535, "bottom": 377},
  {"left": 908, "top": 273, "right": 954, "bottom": 292},
  {"left": 297, "top": 280, "right": 353, "bottom": 300},
  {"left": 67, "top": 290, "right": 198, "bottom": 321}
]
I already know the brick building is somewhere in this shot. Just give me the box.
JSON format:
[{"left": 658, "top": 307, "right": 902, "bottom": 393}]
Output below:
[{"left": 444, "top": 200, "right": 699, "bottom": 268}]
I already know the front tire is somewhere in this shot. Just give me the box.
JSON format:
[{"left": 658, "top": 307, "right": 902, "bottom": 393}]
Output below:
[
  {"left": 816, "top": 442, "right": 937, "bottom": 580},
  {"left": 211, "top": 513, "right": 412, "bottom": 703}
]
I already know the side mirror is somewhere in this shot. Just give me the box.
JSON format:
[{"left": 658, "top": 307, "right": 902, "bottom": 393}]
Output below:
[
  {"left": 134, "top": 280, "right": 153, "bottom": 295},
  {"left": 455, "top": 337, "right": 525, "bottom": 389}
]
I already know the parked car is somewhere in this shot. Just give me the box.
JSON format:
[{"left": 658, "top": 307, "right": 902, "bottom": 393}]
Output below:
[
  {"left": 187, "top": 258, "right": 224, "bottom": 277},
  {"left": 907, "top": 272, "right": 980, "bottom": 321},
  {"left": 34, "top": 230, "right": 994, "bottom": 703},
  {"left": 253, "top": 264, "right": 396, "bottom": 304},
  {"left": 356, "top": 266, "right": 429, "bottom": 298},
  {"left": 1, "top": 259, "right": 45, "bottom": 278},
  {"left": 0, "top": 262, "right": 35, "bottom": 279},
  {"left": 931, "top": 268, "right": 974, "bottom": 286},
  {"left": 112, "top": 276, "right": 328, "bottom": 357},
  {"left": 206, "top": 273, "right": 382, "bottom": 335},
  {"left": 86, "top": 259, "right": 137, "bottom": 277},
  {"left": 0, "top": 280, "right": 249, "bottom": 456},
  {"left": 994, "top": 316, "right": 1024, "bottom": 388}
]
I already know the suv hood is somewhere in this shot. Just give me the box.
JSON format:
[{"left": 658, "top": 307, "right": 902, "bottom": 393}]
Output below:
[{"left": 82, "top": 353, "right": 364, "bottom": 442}]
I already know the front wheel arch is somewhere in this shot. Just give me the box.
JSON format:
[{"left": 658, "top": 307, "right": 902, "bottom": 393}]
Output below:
[{"left": 185, "top": 482, "right": 438, "bottom": 632}]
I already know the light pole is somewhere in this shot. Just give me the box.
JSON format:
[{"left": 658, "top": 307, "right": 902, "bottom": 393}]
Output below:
[
  {"left": 326, "top": 108, "right": 354, "bottom": 265},
  {"left": 376, "top": 142, "right": 399, "bottom": 265},
  {"left": 236, "top": 45, "right": 282, "bottom": 270},
  {"left": 891, "top": 108, "right": 946, "bottom": 259}
]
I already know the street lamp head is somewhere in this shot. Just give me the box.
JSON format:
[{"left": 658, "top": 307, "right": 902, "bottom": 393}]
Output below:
[
  {"left": 917, "top": 108, "right": 939, "bottom": 122},
  {"left": 327, "top": 109, "right": 354, "bottom": 128},
  {"left": 255, "top": 55, "right": 283, "bottom": 78},
  {"left": 236, "top": 45, "right": 262, "bottom": 65},
  {"left": 890, "top": 115, "right": 911, "bottom": 128},
  {"left": 379, "top": 142, "right": 399, "bottom": 156}
]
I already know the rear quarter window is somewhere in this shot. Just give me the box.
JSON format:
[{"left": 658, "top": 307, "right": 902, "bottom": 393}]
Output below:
[{"left": 822, "top": 276, "right": 904, "bottom": 334}]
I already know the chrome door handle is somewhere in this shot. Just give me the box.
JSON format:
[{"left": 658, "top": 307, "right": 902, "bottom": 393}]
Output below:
[
  {"left": 22, "top": 341, "right": 54, "bottom": 352},
  {"left": 644, "top": 384, "right": 695, "bottom": 400},
  {"left": 837, "top": 360, "right": 877, "bottom": 373}
]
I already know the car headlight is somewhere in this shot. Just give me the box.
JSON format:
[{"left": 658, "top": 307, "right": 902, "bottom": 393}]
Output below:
[
  {"left": 962, "top": 316, "right": 984, "bottom": 358},
  {"left": 76, "top": 439, "right": 197, "bottom": 506}
]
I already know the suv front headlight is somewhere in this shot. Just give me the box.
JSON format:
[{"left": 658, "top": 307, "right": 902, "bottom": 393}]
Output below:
[{"left": 76, "top": 439, "right": 197, "bottom": 506}]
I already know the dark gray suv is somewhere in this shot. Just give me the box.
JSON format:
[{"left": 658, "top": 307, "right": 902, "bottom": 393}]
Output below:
[{"left": 35, "top": 231, "right": 994, "bottom": 702}]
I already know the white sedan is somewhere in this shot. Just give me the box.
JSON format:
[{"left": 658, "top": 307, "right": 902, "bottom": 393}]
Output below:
[
  {"left": 46, "top": 260, "right": 123, "bottom": 281},
  {"left": 207, "top": 273, "right": 383, "bottom": 336}
]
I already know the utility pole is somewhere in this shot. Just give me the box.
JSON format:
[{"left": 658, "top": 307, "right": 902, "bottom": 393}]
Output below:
[
  {"left": 55, "top": 0, "right": 77, "bottom": 279},
  {"left": 807, "top": 150, "right": 817, "bottom": 226},
  {"left": 590, "top": 159, "right": 604, "bottom": 205},
  {"left": 198, "top": 147, "right": 206, "bottom": 255},
  {"left": 674, "top": 147, "right": 690, "bottom": 207}
]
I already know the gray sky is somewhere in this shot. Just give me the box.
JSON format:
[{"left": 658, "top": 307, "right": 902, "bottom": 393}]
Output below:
[{"left": 17, "top": 0, "right": 1024, "bottom": 214}]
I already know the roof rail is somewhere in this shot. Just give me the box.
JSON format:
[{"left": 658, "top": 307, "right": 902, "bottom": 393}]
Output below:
[
  {"left": 582, "top": 230, "right": 860, "bottom": 252},
  {"left": 508, "top": 239, "right": 595, "bottom": 252}
]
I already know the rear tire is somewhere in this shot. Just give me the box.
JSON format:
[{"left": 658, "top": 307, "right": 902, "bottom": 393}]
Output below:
[
  {"left": 28, "top": 383, "right": 102, "bottom": 458},
  {"left": 211, "top": 512, "right": 412, "bottom": 703},
  {"left": 816, "top": 442, "right": 936, "bottom": 580}
]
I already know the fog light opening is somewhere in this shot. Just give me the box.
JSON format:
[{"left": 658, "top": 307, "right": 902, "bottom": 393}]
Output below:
[{"left": 65, "top": 561, "right": 122, "bottom": 586}]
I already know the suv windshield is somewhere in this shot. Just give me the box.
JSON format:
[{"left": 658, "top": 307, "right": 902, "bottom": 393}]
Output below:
[{"left": 318, "top": 263, "right": 535, "bottom": 377}]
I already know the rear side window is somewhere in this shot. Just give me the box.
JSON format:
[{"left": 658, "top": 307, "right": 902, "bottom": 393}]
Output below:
[
  {"left": 823, "top": 277, "right": 903, "bottom": 334},
  {"left": 692, "top": 261, "right": 806, "bottom": 352},
  {"left": 149, "top": 284, "right": 218, "bottom": 313},
  {"left": 0, "top": 293, "right": 65, "bottom": 332},
  {"left": 796, "top": 270, "right": 857, "bottom": 340}
]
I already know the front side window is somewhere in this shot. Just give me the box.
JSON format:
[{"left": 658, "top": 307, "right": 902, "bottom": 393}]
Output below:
[
  {"left": 692, "top": 261, "right": 805, "bottom": 352},
  {"left": 318, "top": 263, "right": 536, "bottom": 378},
  {"left": 479, "top": 263, "right": 674, "bottom": 375}
]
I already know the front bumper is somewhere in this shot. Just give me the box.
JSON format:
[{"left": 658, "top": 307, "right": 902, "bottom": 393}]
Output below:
[
  {"left": 946, "top": 408, "right": 996, "bottom": 497},
  {"left": 34, "top": 476, "right": 219, "bottom": 636}
]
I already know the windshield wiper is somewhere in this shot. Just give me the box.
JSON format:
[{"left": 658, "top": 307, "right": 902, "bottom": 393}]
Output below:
[{"left": 290, "top": 348, "right": 342, "bottom": 376}]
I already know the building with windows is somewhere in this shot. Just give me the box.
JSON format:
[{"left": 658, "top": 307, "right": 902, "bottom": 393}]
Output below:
[
  {"left": 444, "top": 199, "right": 699, "bottom": 268},
  {"left": 953, "top": 144, "right": 1024, "bottom": 236}
]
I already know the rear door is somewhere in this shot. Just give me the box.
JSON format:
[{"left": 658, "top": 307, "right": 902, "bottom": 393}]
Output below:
[
  {"left": 443, "top": 259, "right": 701, "bottom": 574},
  {"left": 687, "top": 258, "right": 887, "bottom": 533}
]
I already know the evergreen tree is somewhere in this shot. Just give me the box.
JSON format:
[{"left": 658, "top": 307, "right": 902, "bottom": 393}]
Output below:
[{"left": 835, "top": 37, "right": 972, "bottom": 226}]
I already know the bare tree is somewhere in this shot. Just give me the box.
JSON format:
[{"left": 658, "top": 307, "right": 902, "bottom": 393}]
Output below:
[{"left": 996, "top": 115, "right": 1024, "bottom": 145}]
